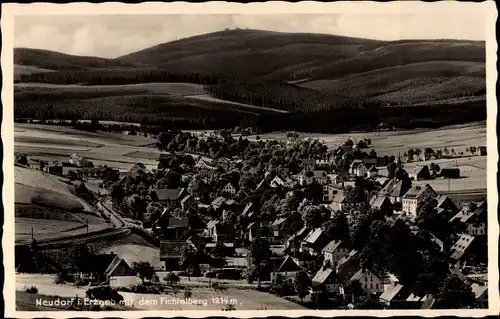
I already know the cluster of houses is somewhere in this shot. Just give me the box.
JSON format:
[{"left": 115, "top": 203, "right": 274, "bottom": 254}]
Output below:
[
  {"left": 125, "top": 153, "right": 486, "bottom": 308},
  {"left": 26, "top": 153, "right": 119, "bottom": 186},
  {"left": 18, "top": 138, "right": 487, "bottom": 308}
]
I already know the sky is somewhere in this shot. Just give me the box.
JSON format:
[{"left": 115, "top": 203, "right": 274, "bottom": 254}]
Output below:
[{"left": 14, "top": 14, "right": 486, "bottom": 58}]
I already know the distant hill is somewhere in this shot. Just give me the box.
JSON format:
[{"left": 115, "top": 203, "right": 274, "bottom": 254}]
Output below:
[
  {"left": 13, "top": 29, "right": 486, "bottom": 131},
  {"left": 14, "top": 47, "right": 135, "bottom": 71}
]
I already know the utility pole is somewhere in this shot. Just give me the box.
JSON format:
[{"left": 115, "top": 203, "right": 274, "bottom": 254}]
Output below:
[{"left": 31, "top": 227, "right": 34, "bottom": 240}]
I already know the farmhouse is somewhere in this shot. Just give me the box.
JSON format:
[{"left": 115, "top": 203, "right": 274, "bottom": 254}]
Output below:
[
  {"left": 322, "top": 184, "right": 342, "bottom": 203},
  {"left": 436, "top": 195, "right": 459, "bottom": 215},
  {"left": 211, "top": 196, "right": 226, "bottom": 210},
  {"left": 161, "top": 218, "right": 190, "bottom": 240},
  {"left": 379, "top": 179, "right": 407, "bottom": 203},
  {"left": 160, "top": 241, "right": 193, "bottom": 271},
  {"left": 77, "top": 253, "right": 134, "bottom": 283},
  {"left": 78, "top": 165, "right": 118, "bottom": 184},
  {"left": 286, "top": 226, "right": 311, "bottom": 248},
  {"left": 439, "top": 167, "right": 460, "bottom": 179},
  {"left": 322, "top": 240, "right": 350, "bottom": 265},
  {"left": 151, "top": 188, "right": 188, "bottom": 209},
  {"left": 350, "top": 268, "right": 383, "bottom": 294},
  {"left": 336, "top": 250, "right": 359, "bottom": 282},
  {"left": 330, "top": 190, "right": 348, "bottom": 211},
  {"left": 69, "top": 153, "right": 89, "bottom": 167},
  {"left": 409, "top": 165, "right": 431, "bottom": 181},
  {"left": 476, "top": 146, "right": 487, "bottom": 156},
  {"left": 449, "top": 200, "right": 487, "bottom": 236},
  {"left": 449, "top": 234, "right": 475, "bottom": 266},
  {"left": 380, "top": 284, "right": 405, "bottom": 306},
  {"left": 312, "top": 267, "right": 342, "bottom": 294},
  {"left": 195, "top": 159, "right": 217, "bottom": 178},
  {"left": 269, "top": 175, "right": 296, "bottom": 189},
  {"left": 300, "top": 228, "right": 331, "bottom": 256},
  {"left": 270, "top": 256, "right": 302, "bottom": 284},
  {"left": 129, "top": 163, "right": 148, "bottom": 175},
  {"left": 401, "top": 184, "right": 438, "bottom": 217},
  {"left": 369, "top": 196, "right": 393, "bottom": 214},
  {"left": 213, "top": 223, "right": 237, "bottom": 243}
]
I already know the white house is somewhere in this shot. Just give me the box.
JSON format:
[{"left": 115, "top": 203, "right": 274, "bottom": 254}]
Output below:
[
  {"left": 322, "top": 184, "right": 341, "bottom": 203},
  {"left": 270, "top": 176, "right": 295, "bottom": 189},
  {"left": 354, "top": 163, "right": 368, "bottom": 177},
  {"left": 350, "top": 268, "right": 384, "bottom": 294},
  {"left": 222, "top": 182, "right": 236, "bottom": 195},
  {"left": 330, "top": 190, "right": 348, "bottom": 211},
  {"left": 69, "top": 153, "right": 89, "bottom": 167},
  {"left": 322, "top": 240, "right": 350, "bottom": 266},
  {"left": 401, "top": 183, "right": 438, "bottom": 217}
]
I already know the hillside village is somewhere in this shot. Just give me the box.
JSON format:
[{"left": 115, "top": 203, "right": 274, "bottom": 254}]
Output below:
[{"left": 14, "top": 127, "right": 488, "bottom": 310}]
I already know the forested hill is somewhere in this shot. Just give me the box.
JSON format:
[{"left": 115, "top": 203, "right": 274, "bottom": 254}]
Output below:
[{"left": 14, "top": 29, "right": 486, "bottom": 131}]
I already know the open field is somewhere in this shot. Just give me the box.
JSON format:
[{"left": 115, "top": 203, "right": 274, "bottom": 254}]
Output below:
[
  {"left": 16, "top": 217, "right": 85, "bottom": 242},
  {"left": 15, "top": 124, "right": 159, "bottom": 171},
  {"left": 14, "top": 166, "right": 108, "bottom": 242},
  {"left": 16, "top": 274, "right": 305, "bottom": 310},
  {"left": 254, "top": 121, "right": 486, "bottom": 156},
  {"left": 403, "top": 156, "right": 486, "bottom": 192}
]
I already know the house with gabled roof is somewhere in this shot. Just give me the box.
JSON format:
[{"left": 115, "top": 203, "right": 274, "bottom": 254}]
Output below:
[
  {"left": 286, "top": 226, "right": 310, "bottom": 248},
  {"left": 300, "top": 228, "right": 331, "bottom": 256},
  {"left": 336, "top": 250, "right": 359, "bottom": 282},
  {"left": 270, "top": 256, "right": 302, "bottom": 284},
  {"left": 222, "top": 182, "right": 236, "bottom": 195},
  {"left": 77, "top": 253, "right": 135, "bottom": 283},
  {"left": 369, "top": 195, "right": 393, "bottom": 214},
  {"left": 255, "top": 178, "right": 271, "bottom": 192},
  {"left": 160, "top": 241, "right": 194, "bottom": 271},
  {"left": 249, "top": 224, "right": 275, "bottom": 242},
  {"left": 471, "top": 283, "right": 488, "bottom": 307},
  {"left": 409, "top": 165, "right": 431, "bottom": 181},
  {"left": 449, "top": 200, "right": 487, "bottom": 236},
  {"left": 375, "top": 177, "right": 389, "bottom": 188},
  {"left": 380, "top": 284, "right": 405, "bottom": 306},
  {"left": 439, "top": 167, "right": 460, "bottom": 179},
  {"left": 449, "top": 234, "right": 475, "bottom": 266},
  {"left": 330, "top": 190, "right": 348, "bottom": 211},
  {"left": 379, "top": 179, "right": 407, "bottom": 203},
  {"left": 401, "top": 183, "right": 438, "bottom": 217},
  {"left": 436, "top": 195, "right": 459, "bottom": 215},
  {"left": 312, "top": 267, "right": 342, "bottom": 294},
  {"left": 213, "top": 223, "right": 236, "bottom": 243},
  {"left": 322, "top": 240, "right": 350, "bottom": 266},
  {"left": 205, "top": 220, "right": 219, "bottom": 238},
  {"left": 270, "top": 175, "right": 296, "bottom": 189},
  {"left": 350, "top": 268, "right": 383, "bottom": 294},
  {"left": 151, "top": 188, "right": 187, "bottom": 208},
  {"left": 211, "top": 196, "right": 226, "bottom": 210},
  {"left": 323, "top": 183, "right": 342, "bottom": 203}
]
